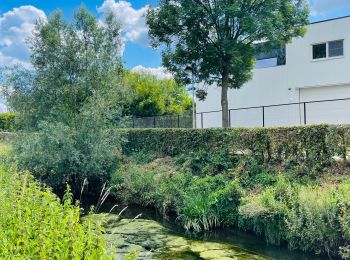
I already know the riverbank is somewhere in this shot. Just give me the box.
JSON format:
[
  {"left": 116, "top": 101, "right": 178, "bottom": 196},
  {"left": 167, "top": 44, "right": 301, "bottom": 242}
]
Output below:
[{"left": 112, "top": 146, "right": 350, "bottom": 258}]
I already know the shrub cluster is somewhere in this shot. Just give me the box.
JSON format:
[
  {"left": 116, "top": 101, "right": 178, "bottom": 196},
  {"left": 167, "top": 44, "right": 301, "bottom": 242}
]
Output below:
[
  {"left": 0, "top": 166, "right": 110, "bottom": 259},
  {"left": 112, "top": 158, "right": 243, "bottom": 232},
  {"left": 0, "top": 113, "right": 18, "bottom": 131},
  {"left": 239, "top": 179, "right": 350, "bottom": 257}
]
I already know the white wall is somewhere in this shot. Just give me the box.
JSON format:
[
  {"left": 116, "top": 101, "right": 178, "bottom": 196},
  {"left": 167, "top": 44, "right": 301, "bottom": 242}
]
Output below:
[{"left": 197, "top": 16, "right": 350, "bottom": 128}]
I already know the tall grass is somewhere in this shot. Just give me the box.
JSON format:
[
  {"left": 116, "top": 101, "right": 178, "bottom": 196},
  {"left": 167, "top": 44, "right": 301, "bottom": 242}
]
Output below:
[{"left": 0, "top": 166, "right": 111, "bottom": 259}]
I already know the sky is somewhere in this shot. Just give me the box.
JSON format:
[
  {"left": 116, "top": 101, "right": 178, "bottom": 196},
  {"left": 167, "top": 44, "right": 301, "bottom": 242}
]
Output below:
[{"left": 1, "top": 0, "right": 350, "bottom": 79}]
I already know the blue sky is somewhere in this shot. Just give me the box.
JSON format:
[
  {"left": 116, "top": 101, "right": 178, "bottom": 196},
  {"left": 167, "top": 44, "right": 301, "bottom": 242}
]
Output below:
[{"left": 1, "top": 0, "right": 350, "bottom": 74}]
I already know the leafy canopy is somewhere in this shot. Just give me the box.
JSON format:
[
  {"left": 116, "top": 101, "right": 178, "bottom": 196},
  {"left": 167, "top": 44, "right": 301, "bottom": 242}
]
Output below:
[
  {"left": 147, "top": 0, "right": 309, "bottom": 126},
  {"left": 147, "top": 0, "right": 309, "bottom": 87},
  {"left": 123, "top": 71, "right": 192, "bottom": 117},
  {"left": 3, "top": 7, "right": 124, "bottom": 130},
  {"left": 3, "top": 7, "right": 126, "bottom": 196}
]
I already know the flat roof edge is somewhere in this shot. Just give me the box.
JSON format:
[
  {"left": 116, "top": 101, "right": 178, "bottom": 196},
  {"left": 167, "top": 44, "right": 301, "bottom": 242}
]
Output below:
[{"left": 311, "top": 15, "right": 350, "bottom": 25}]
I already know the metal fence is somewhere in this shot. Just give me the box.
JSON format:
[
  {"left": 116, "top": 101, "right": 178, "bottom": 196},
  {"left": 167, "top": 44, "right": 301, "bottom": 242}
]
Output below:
[
  {"left": 130, "top": 113, "right": 193, "bottom": 128},
  {"left": 129, "top": 97, "right": 350, "bottom": 129},
  {"left": 198, "top": 97, "right": 350, "bottom": 128}
]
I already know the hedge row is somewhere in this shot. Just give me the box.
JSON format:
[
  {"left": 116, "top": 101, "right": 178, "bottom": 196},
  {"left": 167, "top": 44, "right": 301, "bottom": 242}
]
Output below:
[
  {"left": 121, "top": 125, "right": 350, "bottom": 167},
  {"left": 0, "top": 113, "right": 18, "bottom": 131}
]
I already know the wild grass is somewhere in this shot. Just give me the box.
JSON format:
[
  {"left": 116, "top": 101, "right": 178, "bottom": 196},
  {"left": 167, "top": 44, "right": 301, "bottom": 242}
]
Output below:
[
  {"left": 0, "top": 142, "right": 10, "bottom": 157},
  {"left": 0, "top": 166, "right": 111, "bottom": 259}
]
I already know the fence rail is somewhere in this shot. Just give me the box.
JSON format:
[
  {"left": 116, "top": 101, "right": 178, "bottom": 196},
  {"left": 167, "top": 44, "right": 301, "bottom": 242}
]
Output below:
[
  {"left": 199, "top": 97, "right": 350, "bottom": 128},
  {"left": 130, "top": 113, "right": 193, "bottom": 128},
  {"left": 130, "top": 97, "right": 350, "bottom": 129}
]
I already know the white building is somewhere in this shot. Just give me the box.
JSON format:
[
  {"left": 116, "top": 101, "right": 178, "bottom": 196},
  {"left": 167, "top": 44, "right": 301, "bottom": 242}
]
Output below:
[{"left": 196, "top": 16, "right": 350, "bottom": 128}]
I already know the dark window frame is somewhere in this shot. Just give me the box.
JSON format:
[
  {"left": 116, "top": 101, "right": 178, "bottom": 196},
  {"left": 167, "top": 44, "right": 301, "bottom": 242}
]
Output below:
[
  {"left": 312, "top": 39, "right": 344, "bottom": 60},
  {"left": 312, "top": 43, "right": 327, "bottom": 59}
]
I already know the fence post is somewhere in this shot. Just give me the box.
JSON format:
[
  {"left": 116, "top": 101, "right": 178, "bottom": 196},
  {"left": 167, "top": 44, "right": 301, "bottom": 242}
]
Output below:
[
  {"left": 153, "top": 117, "right": 156, "bottom": 128},
  {"left": 177, "top": 115, "right": 180, "bottom": 128},
  {"left": 304, "top": 102, "right": 307, "bottom": 125},
  {"left": 201, "top": 113, "right": 204, "bottom": 128},
  {"left": 132, "top": 116, "right": 135, "bottom": 128},
  {"left": 262, "top": 106, "right": 265, "bottom": 127},
  {"left": 229, "top": 110, "right": 231, "bottom": 128}
]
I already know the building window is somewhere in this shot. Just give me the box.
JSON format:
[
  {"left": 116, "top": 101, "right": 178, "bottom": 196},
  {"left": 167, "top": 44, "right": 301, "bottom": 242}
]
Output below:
[
  {"left": 255, "top": 46, "right": 286, "bottom": 69},
  {"left": 312, "top": 40, "right": 344, "bottom": 60},
  {"left": 313, "top": 43, "right": 327, "bottom": 59},
  {"left": 329, "top": 40, "right": 344, "bottom": 57}
]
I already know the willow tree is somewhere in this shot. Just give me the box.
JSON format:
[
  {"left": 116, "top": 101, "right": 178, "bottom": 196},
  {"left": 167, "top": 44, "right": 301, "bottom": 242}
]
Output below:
[{"left": 147, "top": 0, "right": 309, "bottom": 127}]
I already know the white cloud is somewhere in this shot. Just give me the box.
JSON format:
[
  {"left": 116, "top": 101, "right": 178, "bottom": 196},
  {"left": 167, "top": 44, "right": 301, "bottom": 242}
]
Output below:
[
  {"left": 0, "top": 5, "right": 46, "bottom": 67},
  {"left": 132, "top": 65, "right": 174, "bottom": 79},
  {"left": 97, "top": 0, "right": 150, "bottom": 45},
  {"left": 310, "top": 0, "right": 350, "bottom": 15}
]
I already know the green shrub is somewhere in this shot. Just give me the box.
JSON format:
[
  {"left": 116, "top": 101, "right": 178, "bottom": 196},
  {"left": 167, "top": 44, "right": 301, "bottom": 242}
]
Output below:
[
  {"left": 233, "top": 157, "right": 277, "bottom": 188},
  {"left": 238, "top": 178, "right": 292, "bottom": 245},
  {"left": 0, "top": 166, "right": 110, "bottom": 259},
  {"left": 0, "top": 113, "right": 18, "bottom": 131},
  {"left": 112, "top": 163, "right": 158, "bottom": 206},
  {"left": 13, "top": 121, "right": 123, "bottom": 196},
  {"left": 176, "top": 149, "right": 236, "bottom": 176},
  {"left": 286, "top": 186, "right": 339, "bottom": 255},
  {"left": 239, "top": 180, "right": 350, "bottom": 258},
  {"left": 112, "top": 160, "right": 190, "bottom": 214}
]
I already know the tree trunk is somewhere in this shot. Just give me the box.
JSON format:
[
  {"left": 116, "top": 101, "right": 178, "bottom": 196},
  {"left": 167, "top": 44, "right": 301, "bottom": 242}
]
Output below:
[{"left": 221, "top": 71, "right": 229, "bottom": 128}]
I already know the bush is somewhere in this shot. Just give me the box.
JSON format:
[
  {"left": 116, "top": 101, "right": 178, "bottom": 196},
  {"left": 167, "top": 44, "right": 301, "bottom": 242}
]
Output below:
[
  {"left": 239, "top": 180, "right": 350, "bottom": 258},
  {"left": 112, "top": 160, "right": 243, "bottom": 232},
  {"left": 13, "top": 120, "right": 123, "bottom": 197},
  {"left": 0, "top": 113, "right": 18, "bottom": 131},
  {"left": 111, "top": 159, "right": 190, "bottom": 214},
  {"left": 238, "top": 178, "right": 292, "bottom": 245},
  {"left": 286, "top": 186, "right": 339, "bottom": 255},
  {"left": 175, "top": 149, "right": 236, "bottom": 176},
  {"left": 0, "top": 166, "right": 110, "bottom": 259}
]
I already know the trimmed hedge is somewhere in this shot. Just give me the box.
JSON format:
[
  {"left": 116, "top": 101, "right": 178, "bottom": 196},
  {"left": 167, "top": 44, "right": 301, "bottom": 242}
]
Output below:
[
  {"left": 0, "top": 113, "right": 18, "bottom": 131},
  {"left": 121, "top": 125, "right": 350, "bottom": 167}
]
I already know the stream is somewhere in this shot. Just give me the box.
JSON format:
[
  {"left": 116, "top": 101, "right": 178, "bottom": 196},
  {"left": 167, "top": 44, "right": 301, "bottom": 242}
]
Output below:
[{"left": 101, "top": 206, "right": 327, "bottom": 260}]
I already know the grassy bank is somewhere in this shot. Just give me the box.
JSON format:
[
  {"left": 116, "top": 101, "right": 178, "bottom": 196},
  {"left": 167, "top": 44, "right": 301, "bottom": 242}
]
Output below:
[{"left": 111, "top": 126, "right": 350, "bottom": 259}]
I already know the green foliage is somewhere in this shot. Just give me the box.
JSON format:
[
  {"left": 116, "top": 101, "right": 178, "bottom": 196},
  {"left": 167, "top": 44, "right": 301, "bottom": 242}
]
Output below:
[
  {"left": 179, "top": 176, "right": 243, "bottom": 231},
  {"left": 13, "top": 120, "right": 123, "bottom": 195},
  {"left": 112, "top": 158, "right": 243, "bottom": 231},
  {"left": 3, "top": 8, "right": 126, "bottom": 196},
  {"left": 238, "top": 178, "right": 293, "bottom": 245},
  {"left": 3, "top": 8, "right": 124, "bottom": 130},
  {"left": 239, "top": 180, "right": 350, "bottom": 258},
  {"left": 286, "top": 186, "right": 339, "bottom": 255},
  {"left": 175, "top": 149, "right": 236, "bottom": 176},
  {"left": 0, "top": 166, "right": 110, "bottom": 259},
  {"left": 121, "top": 125, "right": 349, "bottom": 171},
  {"left": 0, "top": 113, "right": 18, "bottom": 131},
  {"left": 146, "top": 0, "right": 309, "bottom": 126},
  {"left": 233, "top": 157, "right": 277, "bottom": 189},
  {"left": 112, "top": 125, "right": 350, "bottom": 258},
  {"left": 123, "top": 71, "right": 191, "bottom": 117}
]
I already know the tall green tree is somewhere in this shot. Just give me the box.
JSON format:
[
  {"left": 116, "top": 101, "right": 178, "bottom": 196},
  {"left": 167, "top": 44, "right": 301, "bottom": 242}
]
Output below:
[
  {"left": 124, "top": 71, "right": 192, "bottom": 117},
  {"left": 2, "top": 7, "right": 126, "bottom": 196},
  {"left": 147, "top": 0, "right": 309, "bottom": 127}
]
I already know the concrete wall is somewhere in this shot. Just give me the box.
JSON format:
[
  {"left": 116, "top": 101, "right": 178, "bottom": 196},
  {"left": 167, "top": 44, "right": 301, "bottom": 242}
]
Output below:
[{"left": 196, "top": 16, "right": 350, "bottom": 128}]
